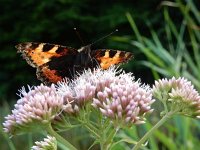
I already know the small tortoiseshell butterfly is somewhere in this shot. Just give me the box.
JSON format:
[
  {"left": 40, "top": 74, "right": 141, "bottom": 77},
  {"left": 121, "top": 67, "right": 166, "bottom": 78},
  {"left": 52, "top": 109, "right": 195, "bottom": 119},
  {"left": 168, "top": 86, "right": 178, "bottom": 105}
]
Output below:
[{"left": 16, "top": 42, "right": 133, "bottom": 84}]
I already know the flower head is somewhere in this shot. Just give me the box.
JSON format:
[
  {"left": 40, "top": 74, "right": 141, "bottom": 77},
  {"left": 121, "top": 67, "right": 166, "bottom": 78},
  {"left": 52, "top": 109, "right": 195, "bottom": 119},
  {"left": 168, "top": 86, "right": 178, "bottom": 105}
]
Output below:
[
  {"left": 153, "top": 77, "right": 200, "bottom": 118},
  {"left": 3, "top": 84, "right": 63, "bottom": 135},
  {"left": 57, "top": 67, "right": 115, "bottom": 110},
  {"left": 91, "top": 68, "right": 155, "bottom": 125},
  {"left": 57, "top": 67, "right": 155, "bottom": 125},
  {"left": 57, "top": 74, "right": 96, "bottom": 115},
  {"left": 31, "top": 135, "right": 57, "bottom": 150}
]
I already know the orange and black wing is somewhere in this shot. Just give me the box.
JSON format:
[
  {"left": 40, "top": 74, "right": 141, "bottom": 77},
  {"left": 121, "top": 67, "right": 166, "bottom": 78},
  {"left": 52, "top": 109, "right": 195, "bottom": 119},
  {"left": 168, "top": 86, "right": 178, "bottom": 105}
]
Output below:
[
  {"left": 16, "top": 42, "right": 78, "bottom": 84},
  {"left": 91, "top": 49, "right": 133, "bottom": 69},
  {"left": 16, "top": 43, "right": 133, "bottom": 84}
]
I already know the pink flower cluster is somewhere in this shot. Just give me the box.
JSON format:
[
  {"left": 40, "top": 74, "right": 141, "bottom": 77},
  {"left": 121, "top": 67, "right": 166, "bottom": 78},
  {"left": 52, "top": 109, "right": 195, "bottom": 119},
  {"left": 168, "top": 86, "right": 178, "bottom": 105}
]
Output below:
[
  {"left": 3, "top": 84, "right": 63, "bottom": 134},
  {"left": 92, "top": 72, "right": 154, "bottom": 125},
  {"left": 57, "top": 67, "right": 154, "bottom": 125},
  {"left": 32, "top": 135, "right": 57, "bottom": 150},
  {"left": 3, "top": 67, "right": 155, "bottom": 134},
  {"left": 153, "top": 77, "right": 200, "bottom": 118}
]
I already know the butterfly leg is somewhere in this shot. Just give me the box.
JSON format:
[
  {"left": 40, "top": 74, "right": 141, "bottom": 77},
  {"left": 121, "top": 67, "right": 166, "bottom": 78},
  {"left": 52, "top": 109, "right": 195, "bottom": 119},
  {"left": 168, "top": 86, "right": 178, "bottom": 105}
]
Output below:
[{"left": 72, "top": 65, "right": 82, "bottom": 77}]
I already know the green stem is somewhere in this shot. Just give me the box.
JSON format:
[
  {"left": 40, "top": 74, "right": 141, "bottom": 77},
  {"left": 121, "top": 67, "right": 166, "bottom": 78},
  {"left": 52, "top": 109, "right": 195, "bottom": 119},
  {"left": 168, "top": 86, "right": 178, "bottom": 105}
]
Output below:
[
  {"left": 0, "top": 125, "right": 16, "bottom": 150},
  {"left": 100, "top": 142, "right": 109, "bottom": 150},
  {"left": 133, "top": 111, "right": 175, "bottom": 150},
  {"left": 106, "top": 127, "right": 119, "bottom": 149},
  {"left": 84, "top": 124, "right": 100, "bottom": 138},
  {"left": 107, "top": 127, "right": 119, "bottom": 143},
  {"left": 46, "top": 124, "right": 77, "bottom": 150},
  {"left": 27, "top": 133, "right": 32, "bottom": 148},
  {"left": 100, "top": 125, "right": 119, "bottom": 150}
]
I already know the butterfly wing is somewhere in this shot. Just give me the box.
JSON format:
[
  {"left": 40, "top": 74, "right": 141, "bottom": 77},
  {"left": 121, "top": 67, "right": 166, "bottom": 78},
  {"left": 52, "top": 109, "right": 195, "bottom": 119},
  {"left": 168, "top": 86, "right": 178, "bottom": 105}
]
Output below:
[
  {"left": 17, "top": 43, "right": 133, "bottom": 84},
  {"left": 91, "top": 49, "right": 133, "bottom": 69},
  {"left": 16, "top": 42, "right": 78, "bottom": 84}
]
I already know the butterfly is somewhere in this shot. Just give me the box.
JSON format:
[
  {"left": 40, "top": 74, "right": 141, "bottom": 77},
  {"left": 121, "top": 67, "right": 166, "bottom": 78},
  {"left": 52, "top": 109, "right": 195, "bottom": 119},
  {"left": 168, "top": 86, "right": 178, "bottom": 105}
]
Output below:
[{"left": 16, "top": 42, "right": 133, "bottom": 84}]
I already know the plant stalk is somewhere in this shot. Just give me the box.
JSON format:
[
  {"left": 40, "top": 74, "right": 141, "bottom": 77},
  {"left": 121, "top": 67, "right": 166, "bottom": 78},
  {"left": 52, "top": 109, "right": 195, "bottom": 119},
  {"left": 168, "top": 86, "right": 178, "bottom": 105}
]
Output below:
[
  {"left": 46, "top": 124, "right": 77, "bottom": 150},
  {"left": 133, "top": 111, "right": 175, "bottom": 150}
]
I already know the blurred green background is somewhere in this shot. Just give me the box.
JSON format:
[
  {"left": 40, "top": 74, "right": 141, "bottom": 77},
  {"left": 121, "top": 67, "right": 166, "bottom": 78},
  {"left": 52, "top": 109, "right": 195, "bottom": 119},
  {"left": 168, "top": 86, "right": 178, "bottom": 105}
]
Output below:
[{"left": 0, "top": 0, "right": 200, "bottom": 149}]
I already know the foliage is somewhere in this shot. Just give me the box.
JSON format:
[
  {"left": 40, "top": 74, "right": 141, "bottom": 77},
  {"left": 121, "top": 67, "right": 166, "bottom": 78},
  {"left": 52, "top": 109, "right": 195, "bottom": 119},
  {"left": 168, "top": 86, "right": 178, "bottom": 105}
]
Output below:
[
  {"left": 0, "top": 0, "right": 160, "bottom": 100},
  {"left": 1, "top": 0, "right": 200, "bottom": 150},
  {"left": 114, "top": 0, "right": 200, "bottom": 90},
  {"left": 111, "top": 0, "right": 200, "bottom": 149}
]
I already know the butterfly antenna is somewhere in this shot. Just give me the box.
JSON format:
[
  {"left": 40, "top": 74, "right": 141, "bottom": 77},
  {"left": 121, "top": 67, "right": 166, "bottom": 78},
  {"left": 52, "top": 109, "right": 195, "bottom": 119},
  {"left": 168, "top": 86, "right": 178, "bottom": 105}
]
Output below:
[
  {"left": 90, "top": 29, "right": 118, "bottom": 46},
  {"left": 74, "top": 28, "right": 85, "bottom": 45}
]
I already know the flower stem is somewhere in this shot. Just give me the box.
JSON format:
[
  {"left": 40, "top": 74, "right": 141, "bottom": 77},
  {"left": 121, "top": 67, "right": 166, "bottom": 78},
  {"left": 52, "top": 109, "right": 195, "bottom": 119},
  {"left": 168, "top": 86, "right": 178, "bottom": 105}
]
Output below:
[
  {"left": 84, "top": 124, "right": 100, "bottom": 138},
  {"left": 100, "top": 125, "right": 119, "bottom": 150},
  {"left": 133, "top": 111, "right": 175, "bottom": 150},
  {"left": 46, "top": 124, "right": 77, "bottom": 150}
]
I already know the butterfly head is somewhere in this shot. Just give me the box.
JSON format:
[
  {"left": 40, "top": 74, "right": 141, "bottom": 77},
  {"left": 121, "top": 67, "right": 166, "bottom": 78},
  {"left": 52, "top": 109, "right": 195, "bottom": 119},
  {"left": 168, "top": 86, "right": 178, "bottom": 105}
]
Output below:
[{"left": 77, "top": 44, "right": 92, "bottom": 54}]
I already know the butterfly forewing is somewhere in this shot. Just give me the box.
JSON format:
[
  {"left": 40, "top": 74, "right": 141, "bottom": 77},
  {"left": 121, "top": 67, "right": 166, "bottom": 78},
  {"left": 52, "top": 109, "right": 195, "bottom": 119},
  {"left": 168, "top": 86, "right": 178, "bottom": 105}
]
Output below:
[
  {"left": 16, "top": 42, "right": 78, "bottom": 67},
  {"left": 92, "top": 49, "right": 133, "bottom": 69}
]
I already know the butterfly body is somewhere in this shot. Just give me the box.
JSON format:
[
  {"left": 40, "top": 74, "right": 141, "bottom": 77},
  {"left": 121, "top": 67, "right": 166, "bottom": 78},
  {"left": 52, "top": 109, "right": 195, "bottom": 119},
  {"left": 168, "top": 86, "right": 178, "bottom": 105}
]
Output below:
[{"left": 16, "top": 42, "right": 133, "bottom": 84}]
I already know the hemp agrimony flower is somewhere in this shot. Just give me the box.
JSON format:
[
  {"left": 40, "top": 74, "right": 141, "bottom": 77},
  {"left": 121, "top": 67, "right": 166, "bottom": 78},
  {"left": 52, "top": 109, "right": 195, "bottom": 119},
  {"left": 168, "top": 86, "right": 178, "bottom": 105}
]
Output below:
[
  {"left": 92, "top": 69, "right": 155, "bottom": 125},
  {"left": 152, "top": 77, "right": 200, "bottom": 118},
  {"left": 3, "top": 67, "right": 156, "bottom": 150},
  {"left": 57, "top": 67, "right": 155, "bottom": 125},
  {"left": 133, "top": 77, "right": 200, "bottom": 150},
  {"left": 3, "top": 84, "right": 63, "bottom": 135},
  {"left": 31, "top": 135, "right": 57, "bottom": 150}
]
